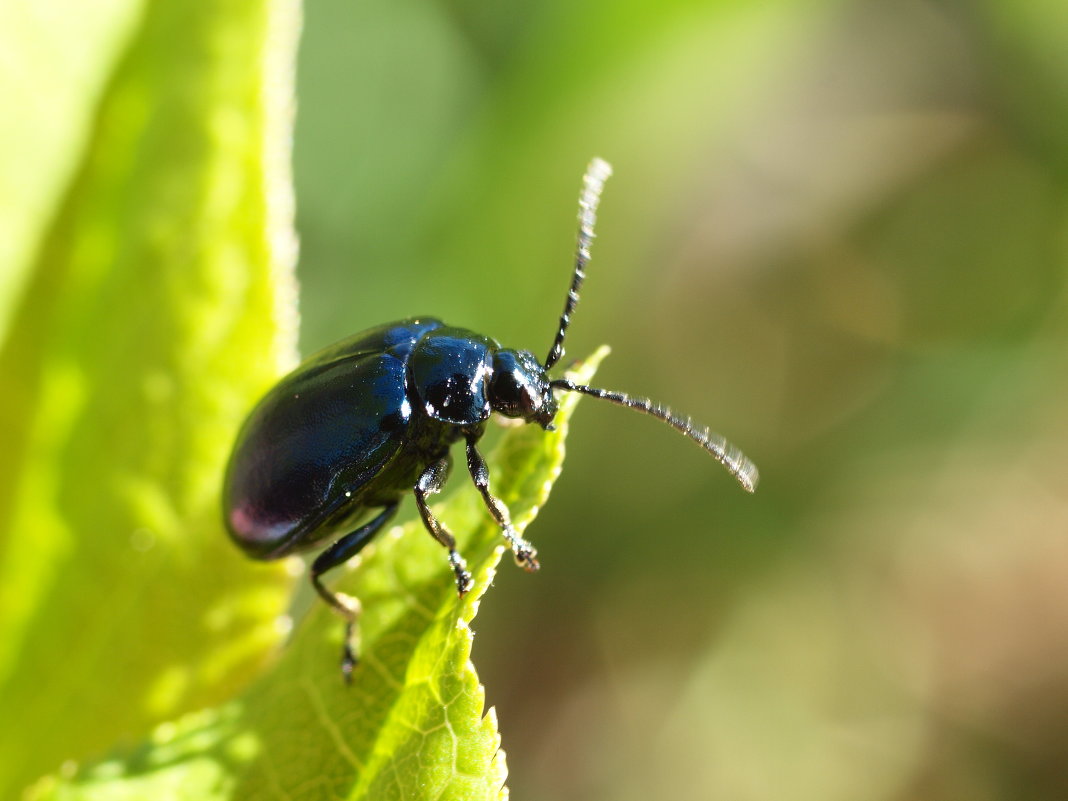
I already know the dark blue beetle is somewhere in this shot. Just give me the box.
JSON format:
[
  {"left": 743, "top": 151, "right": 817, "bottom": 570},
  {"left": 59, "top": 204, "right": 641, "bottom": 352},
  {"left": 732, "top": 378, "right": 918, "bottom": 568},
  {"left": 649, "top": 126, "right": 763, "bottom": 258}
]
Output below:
[{"left": 224, "top": 159, "right": 758, "bottom": 679}]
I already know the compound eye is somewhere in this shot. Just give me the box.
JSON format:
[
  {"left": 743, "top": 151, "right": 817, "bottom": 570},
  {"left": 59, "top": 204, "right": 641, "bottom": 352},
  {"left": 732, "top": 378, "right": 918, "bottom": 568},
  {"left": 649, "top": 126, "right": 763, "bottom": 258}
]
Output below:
[
  {"left": 520, "top": 384, "right": 539, "bottom": 415},
  {"left": 491, "top": 349, "right": 548, "bottom": 420}
]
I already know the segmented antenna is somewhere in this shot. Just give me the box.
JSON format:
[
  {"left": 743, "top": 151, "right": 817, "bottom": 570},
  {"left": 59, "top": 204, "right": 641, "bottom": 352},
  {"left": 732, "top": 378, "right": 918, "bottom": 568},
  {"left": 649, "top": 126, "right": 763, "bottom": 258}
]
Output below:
[
  {"left": 550, "top": 378, "right": 760, "bottom": 492},
  {"left": 544, "top": 157, "right": 613, "bottom": 370}
]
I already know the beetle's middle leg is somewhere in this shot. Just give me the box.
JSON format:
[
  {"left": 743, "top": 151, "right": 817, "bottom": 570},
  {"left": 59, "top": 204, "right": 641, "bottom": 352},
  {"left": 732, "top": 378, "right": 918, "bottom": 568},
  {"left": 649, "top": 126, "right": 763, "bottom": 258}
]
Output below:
[
  {"left": 465, "top": 434, "right": 540, "bottom": 571},
  {"left": 310, "top": 501, "right": 398, "bottom": 682},
  {"left": 414, "top": 457, "right": 474, "bottom": 596}
]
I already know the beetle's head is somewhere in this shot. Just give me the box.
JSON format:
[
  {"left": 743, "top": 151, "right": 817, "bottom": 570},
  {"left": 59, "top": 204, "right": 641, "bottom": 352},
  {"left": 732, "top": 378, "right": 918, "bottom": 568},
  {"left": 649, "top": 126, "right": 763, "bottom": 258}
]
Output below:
[{"left": 490, "top": 348, "right": 558, "bottom": 429}]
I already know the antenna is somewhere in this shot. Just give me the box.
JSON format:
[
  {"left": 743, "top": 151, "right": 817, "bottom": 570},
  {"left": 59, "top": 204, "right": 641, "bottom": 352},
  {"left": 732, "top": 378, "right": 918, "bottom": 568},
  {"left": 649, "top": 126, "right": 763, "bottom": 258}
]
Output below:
[
  {"left": 550, "top": 378, "right": 760, "bottom": 493},
  {"left": 544, "top": 157, "right": 613, "bottom": 371}
]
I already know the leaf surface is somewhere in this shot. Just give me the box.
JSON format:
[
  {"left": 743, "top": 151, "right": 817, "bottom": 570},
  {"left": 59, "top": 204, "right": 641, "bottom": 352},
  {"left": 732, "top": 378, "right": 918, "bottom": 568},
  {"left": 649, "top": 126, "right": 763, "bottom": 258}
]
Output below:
[
  {"left": 31, "top": 349, "right": 608, "bottom": 801},
  {"left": 0, "top": 1, "right": 301, "bottom": 795}
]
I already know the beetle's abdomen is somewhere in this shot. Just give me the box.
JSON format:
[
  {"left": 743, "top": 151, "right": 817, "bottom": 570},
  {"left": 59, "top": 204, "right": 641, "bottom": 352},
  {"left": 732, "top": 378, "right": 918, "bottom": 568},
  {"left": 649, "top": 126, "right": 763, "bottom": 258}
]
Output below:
[{"left": 224, "top": 352, "right": 411, "bottom": 559}]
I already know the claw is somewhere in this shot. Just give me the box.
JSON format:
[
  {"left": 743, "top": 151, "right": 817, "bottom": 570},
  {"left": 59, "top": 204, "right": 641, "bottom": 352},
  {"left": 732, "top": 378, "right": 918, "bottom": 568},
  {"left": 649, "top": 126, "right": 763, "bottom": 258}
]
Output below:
[
  {"left": 455, "top": 568, "right": 474, "bottom": 596},
  {"left": 341, "top": 647, "right": 357, "bottom": 683},
  {"left": 514, "top": 547, "right": 540, "bottom": 572},
  {"left": 341, "top": 622, "right": 358, "bottom": 683},
  {"left": 506, "top": 531, "right": 540, "bottom": 572}
]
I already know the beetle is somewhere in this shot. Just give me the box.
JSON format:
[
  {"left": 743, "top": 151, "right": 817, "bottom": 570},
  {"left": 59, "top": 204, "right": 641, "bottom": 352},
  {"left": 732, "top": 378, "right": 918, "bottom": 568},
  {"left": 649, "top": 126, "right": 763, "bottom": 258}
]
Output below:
[{"left": 223, "top": 158, "right": 758, "bottom": 680}]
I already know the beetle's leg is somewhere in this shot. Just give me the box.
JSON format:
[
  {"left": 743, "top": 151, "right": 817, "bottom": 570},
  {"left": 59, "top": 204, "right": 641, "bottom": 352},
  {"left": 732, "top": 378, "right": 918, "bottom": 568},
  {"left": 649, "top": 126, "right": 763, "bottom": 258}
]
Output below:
[
  {"left": 414, "top": 458, "right": 474, "bottom": 596},
  {"left": 310, "top": 502, "right": 399, "bottom": 682},
  {"left": 465, "top": 434, "right": 540, "bottom": 572}
]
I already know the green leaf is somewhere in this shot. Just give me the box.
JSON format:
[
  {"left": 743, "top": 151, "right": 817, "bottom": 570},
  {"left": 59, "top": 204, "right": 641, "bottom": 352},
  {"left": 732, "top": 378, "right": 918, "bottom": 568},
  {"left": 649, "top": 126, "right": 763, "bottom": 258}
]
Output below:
[
  {"left": 0, "top": 1, "right": 301, "bottom": 796},
  {"left": 29, "top": 348, "right": 609, "bottom": 801},
  {"left": 0, "top": 0, "right": 143, "bottom": 343}
]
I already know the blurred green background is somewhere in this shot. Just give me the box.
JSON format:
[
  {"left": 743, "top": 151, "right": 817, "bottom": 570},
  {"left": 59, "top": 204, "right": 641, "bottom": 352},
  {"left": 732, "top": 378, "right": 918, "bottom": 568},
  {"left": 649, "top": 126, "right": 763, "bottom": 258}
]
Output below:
[
  {"left": 4, "top": 0, "right": 1068, "bottom": 798},
  {"left": 292, "top": 0, "right": 1068, "bottom": 799}
]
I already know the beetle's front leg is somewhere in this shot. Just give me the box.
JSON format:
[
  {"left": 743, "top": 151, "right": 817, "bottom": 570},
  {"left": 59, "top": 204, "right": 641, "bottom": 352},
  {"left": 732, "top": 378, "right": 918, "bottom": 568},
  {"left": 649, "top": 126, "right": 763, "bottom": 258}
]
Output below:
[
  {"left": 465, "top": 434, "right": 540, "bottom": 572},
  {"left": 413, "top": 458, "right": 474, "bottom": 596}
]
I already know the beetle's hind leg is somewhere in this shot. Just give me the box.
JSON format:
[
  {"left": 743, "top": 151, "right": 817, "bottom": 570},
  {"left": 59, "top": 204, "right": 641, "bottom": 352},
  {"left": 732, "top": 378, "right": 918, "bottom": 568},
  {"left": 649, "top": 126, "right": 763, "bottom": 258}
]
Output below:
[
  {"left": 465, "top": 434, "right": 540, "bottom": 572},
  {"left": 310, "top": 502, "right": 399, "bottom": 682},
  {"left": 414, "top": 458, "right": 474, "bottom": 596}
]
